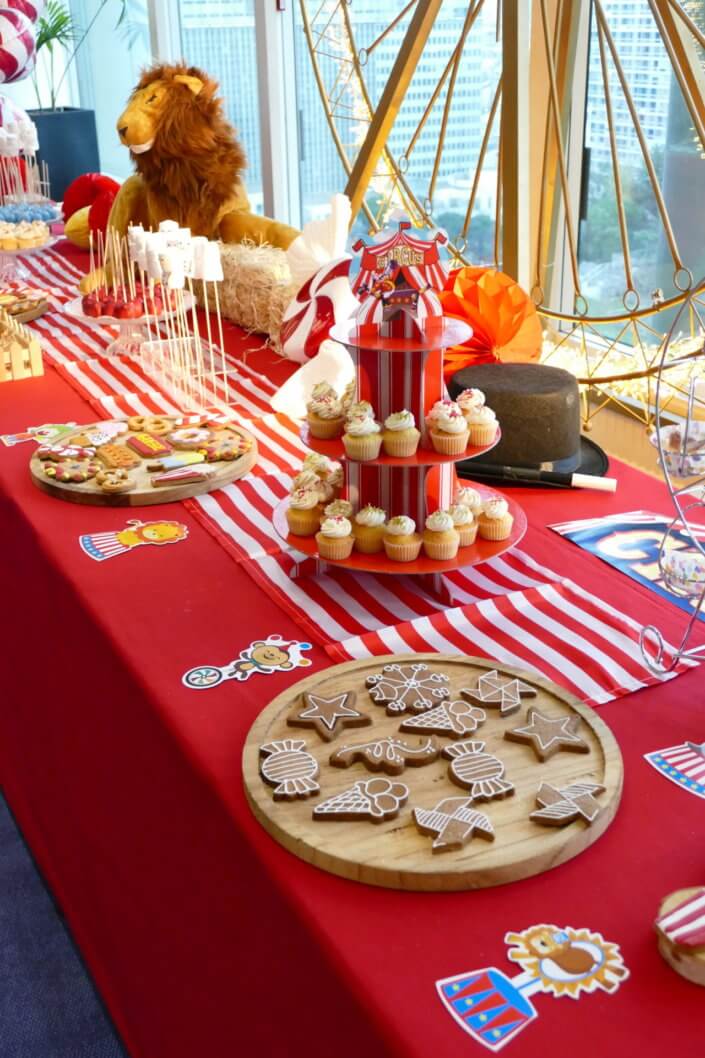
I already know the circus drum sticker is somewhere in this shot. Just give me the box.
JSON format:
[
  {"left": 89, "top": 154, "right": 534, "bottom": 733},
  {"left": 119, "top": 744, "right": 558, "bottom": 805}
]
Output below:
[{"left": 436, "top": 924, "right": 629, "bottom": 1052}]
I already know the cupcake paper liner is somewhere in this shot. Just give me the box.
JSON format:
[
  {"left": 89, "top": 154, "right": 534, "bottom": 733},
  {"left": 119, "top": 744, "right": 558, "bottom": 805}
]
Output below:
[
  {"left": 383, "top": 536, "right": 423, "bottom": 562},
  {"left": 286, "top": 505, "right": 322, "bottom": 536},
  {"left": 308, "top": 413, "right": 344, "bottom": 439},
  {"left": 469, "top": 423, "right": 498, "bottom": 447},
  {"left": 478, "top": 514, "right": 514, "bottom": 541},
  {"left": 457, "top": 523, "right": 478, "bottom": 547},
  {"left": 316, "top": 532, "right": 355, "bottom": 560},
  {"left": 353, "top": 524, "right": 386, "bottom": 553},
  {"left": 430, "top": 428, "right": 469, "bottom": 456},
  {"left": 382, "top": 428, "right": 420, "bottom": 458},
  {"left": 422, "top": 531, "right": 460, "bottom": 560},
  {"left": 343, "top": 432, "right": 383, "bottom": 461}
]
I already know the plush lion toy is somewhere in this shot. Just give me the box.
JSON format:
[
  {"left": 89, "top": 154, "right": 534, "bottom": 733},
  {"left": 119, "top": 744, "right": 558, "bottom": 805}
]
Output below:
[{"left": 82, "top": 62, "right": 298, "bottom": 289}]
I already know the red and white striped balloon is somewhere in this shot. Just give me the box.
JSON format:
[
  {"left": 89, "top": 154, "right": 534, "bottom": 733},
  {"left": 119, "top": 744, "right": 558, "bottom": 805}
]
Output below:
[
  {"left": 281, "top": 256, "right": 357, "bottom": 364},
  {"left": 4, "top": 1, "right": 45, "bottom": 23},
  {"left": 0, "top": 8, "right": 37, "bottom": 83}
]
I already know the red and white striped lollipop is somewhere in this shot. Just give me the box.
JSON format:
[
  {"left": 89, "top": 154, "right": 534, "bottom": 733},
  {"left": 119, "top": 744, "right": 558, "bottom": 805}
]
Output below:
[
  {"left": 281, "top": 256, "right": 357, "bottom": 364},
  {"left": 0, "top": 8, "right": 37, "bottom": 84}
]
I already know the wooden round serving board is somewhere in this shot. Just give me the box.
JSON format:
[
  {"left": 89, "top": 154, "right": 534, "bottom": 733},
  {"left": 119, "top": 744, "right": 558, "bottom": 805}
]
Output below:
[
  {"left": 30, "top": 416, "right": 257, "bottom": 507},
  {"left": 243, "top": 655, "right": 623, "bottom": 891}
]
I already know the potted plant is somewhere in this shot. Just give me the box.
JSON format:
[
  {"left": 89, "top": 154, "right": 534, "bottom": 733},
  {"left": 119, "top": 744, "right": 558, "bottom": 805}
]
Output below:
[{"left": 27, "top": 1, "right": 130, "bottom": 199}]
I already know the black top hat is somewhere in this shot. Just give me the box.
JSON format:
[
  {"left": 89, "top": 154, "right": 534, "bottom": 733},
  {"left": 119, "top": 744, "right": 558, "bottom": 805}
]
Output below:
[{"left": 449, "top": 362, "right": 608, "bottom": 479}]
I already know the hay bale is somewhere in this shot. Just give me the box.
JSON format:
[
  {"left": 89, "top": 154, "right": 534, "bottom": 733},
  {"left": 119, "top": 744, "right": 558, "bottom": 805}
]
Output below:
[{"left": 196, "top": 240, "right": 296, "bottom": 351}]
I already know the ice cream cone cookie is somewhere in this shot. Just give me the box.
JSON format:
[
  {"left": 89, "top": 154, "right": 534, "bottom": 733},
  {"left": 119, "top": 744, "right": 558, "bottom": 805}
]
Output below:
[
  {"left": 448, "top": 503, "right": 477, "bottom": 546},
  {"left": 315, "top": 515, "right": 355, "bottom": 560},
  {"left": 383, "top": 515, "right": 422, "bottom": 562},
  {"left": 429, "top": 406, "right": 469, "bottom": 456},
  {"left": 478, "top": 496, "right": 514, "bottom": 540},
  {"left": 306, "top": 388, "right": 344, "bottom": 439},
  {"left": 286, "top": 487, "right": 323, "bottom": 536},
  {"left": 454, "top": 485, "right": 483, "bottom": 516},
  {"left": 382, "top": 409, "right": 420, "bottom": 457},
  {"left": 467, "top": 405, "right": 498, "bottom": 446},
  {"left": 323, "top": 498, "right": 353, "bottom": 520},
  {"left": 456, "top": 387, "right": 486, "bottom": 423},
  {"left": 423, "top": 509, "right": 460, "bottom": 560},
  {"left": 313, "top": 777, "right": 409, "bottom": 823},
  {"left": 353, "top": 505, "right": 387, "bottom": 553},
  {"left": 343, "top": 414, "right": 382, "bottom": 461}
]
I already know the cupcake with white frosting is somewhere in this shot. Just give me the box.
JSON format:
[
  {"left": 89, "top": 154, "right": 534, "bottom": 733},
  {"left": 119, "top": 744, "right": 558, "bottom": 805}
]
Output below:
[
  {"left": 454, "top": 485, "right": 483, "bottom": 516},
  {"left": 345, "top": 400, "right": 374, "bottom": 422},
  {"left": 478, "top": 496, "right": 513, "bottom": 540},
  {"left": 353, "top": 505, "right": 387, "bottom": 553},
  {"left": 428, "top": 403, "right": 469, "bottom": 456},
  {"left": 423, "top": 509, "right": 460, "bottom": 560},
  {"left": 306, "top": 386, "right": 344, "bottom": 439},
  {"left": 448, "top": 503, "right": 477, "bottom": 547},
  {"left": 382, "top": 409, "right": 420, "bottom": 458},
  {"left": 286, "top": 486, "right": 323, "bottom": 536},
  {"left": 291, "top": 469, "right": 332, "bottom": 503},
  {"left": 302, "top": 451, "right": 334, "bottom": 478},
  {"left": 342, "top": 413, "right": 382, "bottom": 461},
  {"left": 467, "top": 405, "right": 498, "bottom": 446},
  {"left": 323, "top": 498, "right": 353, "bottom": 520},
  {"left": 315, "top": 515, "right": 355, "bottom": 560},
  {"left": 456, "top": 388, "right": 486, "bottom": 422},
  {"left": 383, "top": 515, "right": 422, "bottom": 563}
]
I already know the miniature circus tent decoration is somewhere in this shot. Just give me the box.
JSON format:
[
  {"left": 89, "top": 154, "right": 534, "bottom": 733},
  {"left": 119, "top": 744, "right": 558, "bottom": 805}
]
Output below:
[{"left": 352, "top": 220, "right": 448, "bottom": 338}]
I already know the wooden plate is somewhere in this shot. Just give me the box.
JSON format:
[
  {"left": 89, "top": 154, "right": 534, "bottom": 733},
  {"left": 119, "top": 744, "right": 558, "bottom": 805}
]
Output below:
[
  {"left": 243, "top": 655, "right": 623, "bottom": 891},
  {"left": 30, "top": 416, "right": 257, "bottom": 506}
]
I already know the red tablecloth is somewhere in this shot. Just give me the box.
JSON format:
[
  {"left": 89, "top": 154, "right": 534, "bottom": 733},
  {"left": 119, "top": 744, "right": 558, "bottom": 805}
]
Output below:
[{"left": 1, "top": 247, "right": 704, "bottom": 1058}]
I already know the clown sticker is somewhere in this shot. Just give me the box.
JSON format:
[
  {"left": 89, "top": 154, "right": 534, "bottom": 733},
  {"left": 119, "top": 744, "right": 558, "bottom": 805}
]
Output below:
[
  {"left": 437, "top": 923, "right": 629, "bottom": 1052},
  {"left": 182, "top": 634, "right": 313, "bottom": 689},
  {"left": 79, "top": 519, "right": 189, "bottom": 561}
]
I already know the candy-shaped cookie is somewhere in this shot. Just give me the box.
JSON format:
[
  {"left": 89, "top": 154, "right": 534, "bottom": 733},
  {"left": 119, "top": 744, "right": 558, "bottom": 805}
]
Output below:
[
  {"left": 259, "top": 739, "right": 320, "bottom": 801},
  {"left": 442, "top": 740, "right": 515, "bottom": 801},
  {"left": 95, "top": 468, "right": 136, "bottom": 494},
  {"left": 37, "top": 442, "right": 96, "bottom": 462},
  {"left": 44, "top": 459, "right": 100, "bottom": 483}
]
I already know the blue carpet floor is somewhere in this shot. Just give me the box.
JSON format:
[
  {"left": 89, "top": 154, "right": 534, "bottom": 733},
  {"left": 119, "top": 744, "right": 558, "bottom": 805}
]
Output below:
[{"left": 0, "top": 793, "right": 128, "bottom": 1058}]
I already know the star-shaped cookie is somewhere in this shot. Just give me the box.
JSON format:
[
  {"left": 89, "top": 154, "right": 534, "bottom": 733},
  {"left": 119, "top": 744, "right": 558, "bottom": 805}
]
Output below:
[
  {"left": 287, "top": 690, "right": 371, "bottom": 742},
  {"left": 504, "top": 707, "right": 589, "bottom": 761}
]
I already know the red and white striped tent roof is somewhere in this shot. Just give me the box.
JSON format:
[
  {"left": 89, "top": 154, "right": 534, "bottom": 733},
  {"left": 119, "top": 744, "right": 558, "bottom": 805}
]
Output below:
[{"left": 351, "top": 222, "right": 448, "bottom": 325}]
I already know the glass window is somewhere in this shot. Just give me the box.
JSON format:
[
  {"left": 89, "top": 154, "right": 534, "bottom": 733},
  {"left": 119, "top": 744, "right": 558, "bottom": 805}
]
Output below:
[
  {"left": 578, "top": 0, "right": 705, "bottom": 321},
  {"left": 293, "top": 0, "right": 501, "bottom": 258},
  {"left": 72, "top": 0, "right": 152, "bottom": 180},
  {"left": 176, "top": 0, "right": 263, "bottom": 212}
]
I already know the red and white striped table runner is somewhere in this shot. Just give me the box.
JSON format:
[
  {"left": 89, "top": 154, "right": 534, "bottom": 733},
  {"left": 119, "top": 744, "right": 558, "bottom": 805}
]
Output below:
[{"left": 24, "top": 247, "right": 694, "bottom": 707}]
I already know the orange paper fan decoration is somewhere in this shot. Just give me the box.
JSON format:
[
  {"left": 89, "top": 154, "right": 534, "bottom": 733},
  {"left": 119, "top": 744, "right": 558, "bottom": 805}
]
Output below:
[{"left": 439, "top": 266, "right": 543, "bottom": 381}]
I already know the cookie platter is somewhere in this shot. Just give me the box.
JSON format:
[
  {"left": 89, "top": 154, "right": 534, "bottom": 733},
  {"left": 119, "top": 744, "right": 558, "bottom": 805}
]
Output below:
[
  {"left": 30, "top": 414, "right": 257, "bottom": 506},
  {"left": 243, "top": 655, "right": 623, "bottom": 891}
]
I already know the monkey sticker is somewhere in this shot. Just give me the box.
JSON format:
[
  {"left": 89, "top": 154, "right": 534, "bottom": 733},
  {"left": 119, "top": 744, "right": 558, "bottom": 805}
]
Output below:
[
  {"left": 182, "top": 635, "right": 313, "bottom": 690},
  {"left": 437, "top": 924, "right": 629, "bottom": 1052}
]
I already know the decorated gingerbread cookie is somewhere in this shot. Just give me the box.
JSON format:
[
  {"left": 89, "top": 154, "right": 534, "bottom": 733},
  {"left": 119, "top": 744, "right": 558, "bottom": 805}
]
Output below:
[
  {"left": 505, "top": 707, "right": 589, "bottom": 761},
  {"left": 366, "top": 663, "right": 450, "bottom": 715},
  {"left": 313, "top": 777, "right": 408, "bottom": 823},
  {"left": 126, "top": 432, "right": 173, "bottom": 458},
  {"left": 329, "top": 735, "right": 439, "bottom": 775},
  {"left": 288, "top": 689, "right": 370, "bottom": 742},
  {"left": 413, "top": 796, "right": 495, "bottom": 852},
  {"left": 461, "top": 669, "right": 537, "bottom": 717},
  {"left": 168, "top": 426, "right": 212, "bottom": 450},
  {"left": 259, "top": 739, "right": 320, "bottom": 801},
  {"left": 127, "top": 415, "right": 172, "bottom": 436},
  {"left": 530, "top": 781, "right": 605, "bottom": 827},
  {"left": 442, "top": 740, "right": 514, "bottom": 801},
  {"left": 151, "top": 465, "right": 214, "bottom": 487},
  {"left": 400, "top": 699, "right": 486, "bottom": 738},
  {"left": 95, "top": 468, "right": 136, "bottom": 494},
  {"left": 44, "top": 459, "right": 100, "bottom": 483},
  {"left": 96, "top": 443, "right": 141, "bottom": 470},
  {"left": 37, "top": 442, "right": 96, "bottom": 462}
]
